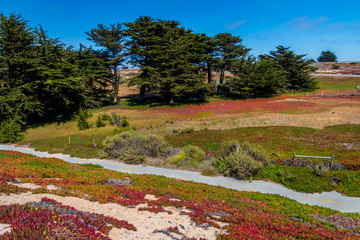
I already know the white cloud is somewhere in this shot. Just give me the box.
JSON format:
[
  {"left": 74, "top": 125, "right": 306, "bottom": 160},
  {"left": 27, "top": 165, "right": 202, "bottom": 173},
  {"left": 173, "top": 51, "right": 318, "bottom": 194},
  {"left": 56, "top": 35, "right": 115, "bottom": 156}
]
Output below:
[
  {"left": 286, "top": 16, "right": 329, "bottom": 30},
  {"left": 225, "top": 20, "right": 247, "bottom": 30}
]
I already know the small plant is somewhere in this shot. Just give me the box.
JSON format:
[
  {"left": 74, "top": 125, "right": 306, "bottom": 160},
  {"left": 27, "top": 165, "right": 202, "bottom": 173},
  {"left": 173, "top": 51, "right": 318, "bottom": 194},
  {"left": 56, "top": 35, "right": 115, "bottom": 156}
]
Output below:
[
  {"left": 121, "top": 118, "right": 129, "bottom": 127},
  {"left": 110, "top": 113, "right": 129, "bottom": 127},
  {"left": 242, "top": 142, "right": 270, "bottom": 165},
  {"left": 313, "top": 163, "right": 329, "bottom": 177},
  {"left": 332, "top": 64, "right": 340, "bottom": 69},
  {"left": 215, "top": 141, "right": 269, "bottom": 179},
  {"left": 181, "top": 126, "right": 195, "bottom": 134},
  {"left": 102, "top": 113, "right": 111, "bottom": 121},
  {"left": 76, "top": 109, "right": 91, "bottom": 130},
  {"left": 0, "top": 116, "right": 24, "bottom": 143},
  {"left": 220, "top": 152, "right": 263, "bottom": 179},
  {"left": 168, "top": 145, "right": 205, "bottom": 168},
  {"left": 96, "top": 114, "right": 106, "bottom": 128}
]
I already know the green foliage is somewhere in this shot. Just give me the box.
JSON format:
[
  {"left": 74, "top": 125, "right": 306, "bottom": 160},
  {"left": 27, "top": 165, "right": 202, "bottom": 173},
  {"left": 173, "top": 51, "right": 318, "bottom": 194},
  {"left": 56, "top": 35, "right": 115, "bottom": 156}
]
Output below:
[
  {"left": 332, "top": 64, "right": 340, "bottom": 69},
  {"left": 76, "top": 109, "right": 91, "bottom": 130},
  {"left": 86, "top": 24, "right": 125, "bottom": 103},
  {"left": 260, "top": 45, "right": 317, "bottom": 91},
  {"left": 168, "top": 145, "right": 205, "bottom": 168},
  {"left": 181, "top": 127, "right": 194, "bottom": 134},
  {"left": 219, "top": 152, "right": 264, "bottom": 179},
  {"left": 213, "top": 33, "right": 250, "bottom": 85},
  {"left": 0, "top": 117, "right": 24, "bottom": 143},
  {"left": 313, "top": 163, "right": 330, "bottom": 177},
  {"left": 220, "top": 140, "right": 241, "bottom": 157},
  {"left": 101, "top": 113, "right": 111, "bottom": 121},
  {"left": 317, "top": 50, "right": 337, "bottom": 62},
  {"left": 125, "top": 16, "right": 210, "bottom": 102},
  {"left": 242, "top": 141, "right": 270, "bottom": 165},
  {"left": 103, "top": 131, "right": 169, "bottom": 164},
  {"left": 224, "top": 57, "right": 288, "bottom": 98},
  {"left": 95, "top": 114, "right": 106, "bottom": 128},
  {"left": 215, "top": 141, "right": 269, "bottom": 179},
  {"left": 121, "top": 118, "right": 129, "bottom": 127},
  {"left": 109, "top": 113, "right": 129, "bottom": 127}
]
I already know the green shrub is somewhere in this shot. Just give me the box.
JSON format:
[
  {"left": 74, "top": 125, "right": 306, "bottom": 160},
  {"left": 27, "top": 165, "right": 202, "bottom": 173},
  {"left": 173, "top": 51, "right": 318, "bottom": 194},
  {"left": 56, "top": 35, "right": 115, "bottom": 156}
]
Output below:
[
  {"left": 168, "top": 145, "right": 205, "bottom": 168},
  {"left": 110, "top": 113, "right": 122, "bottom": 127},
  {"left": 220, "top": 152, "right": 264, "bottom": 179},
  {"left": 332, "top": 64, "right": 340, "bottom": 69},
  {"left": 103, "top": 131, "right": 169, "bottom": 164},
  {"left": 215, "top": 141, "right": 269, "bottom": 179},
  {"left": 0, "top": 118, "right": 23, "bottom": 143},
  {"left": 77, "top": 109, "right": 91, "bottom": 130},
  {"left": 96, "top": 114, "right": 106, "bottom": 128},
  {"left": 102, "top": 113, "right": 111, "bottom": 121},
  {"left": 313, "top": 163, "right": 329, "bottom": 176},
  {"left": 220, "top": 140, "right": 241, "bottom": 157},
  {"left": 181, "top": 127, "right": 195, "bottom": 134},
  {"left": 121, "top": 118, "right": 129, "bottom": 127},
  {"left": 110, "top": 113, "right": 129, "bottom": 127},
  {"left": 242, "top": 142, "right": 270, "bottom": 165}
]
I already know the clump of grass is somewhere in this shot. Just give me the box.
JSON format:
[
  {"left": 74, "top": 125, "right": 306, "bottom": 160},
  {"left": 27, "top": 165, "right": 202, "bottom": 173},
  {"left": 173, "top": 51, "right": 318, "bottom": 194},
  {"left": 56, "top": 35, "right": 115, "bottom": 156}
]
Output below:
[
  {"left": 103, "top": 131, "right": 169, "bottom": 164},
  {"left": 167, "top": 145, "right": 205, "bottom": 168},
  {"left": 214, "top": 141, "right": 270, "bottom": 179}
]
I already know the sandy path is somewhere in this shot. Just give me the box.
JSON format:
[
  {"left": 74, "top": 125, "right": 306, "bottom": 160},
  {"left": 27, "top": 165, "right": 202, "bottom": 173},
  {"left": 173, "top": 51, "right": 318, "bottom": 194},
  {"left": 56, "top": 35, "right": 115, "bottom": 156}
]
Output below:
[{"left": 0, "top": 191, "right": 225, "bottom": 240}]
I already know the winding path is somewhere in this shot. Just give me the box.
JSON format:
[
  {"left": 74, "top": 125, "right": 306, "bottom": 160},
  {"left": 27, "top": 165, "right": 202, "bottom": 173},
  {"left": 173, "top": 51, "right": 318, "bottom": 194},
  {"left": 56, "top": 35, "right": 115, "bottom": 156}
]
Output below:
[{"left": 1, "top": 144, "right": 359, "bottom": 213}]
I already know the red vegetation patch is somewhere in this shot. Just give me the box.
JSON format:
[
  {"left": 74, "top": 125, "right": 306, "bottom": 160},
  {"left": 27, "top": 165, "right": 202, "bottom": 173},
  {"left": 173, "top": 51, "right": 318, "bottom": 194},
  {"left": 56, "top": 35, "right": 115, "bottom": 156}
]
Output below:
[{"left": 150, "top": 97, "right": 318, "bottom": 115}]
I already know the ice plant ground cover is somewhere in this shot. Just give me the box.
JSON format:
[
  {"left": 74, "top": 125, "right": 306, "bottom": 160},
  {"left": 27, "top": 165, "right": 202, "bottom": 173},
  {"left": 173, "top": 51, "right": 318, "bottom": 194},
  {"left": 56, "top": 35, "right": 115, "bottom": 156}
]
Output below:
[{"left": 0, "top": 150, "right": 359, "bottom": 239}]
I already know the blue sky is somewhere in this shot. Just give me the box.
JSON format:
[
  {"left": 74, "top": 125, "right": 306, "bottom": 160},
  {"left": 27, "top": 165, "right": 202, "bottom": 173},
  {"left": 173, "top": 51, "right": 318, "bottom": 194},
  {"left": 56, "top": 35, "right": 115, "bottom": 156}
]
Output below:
[{"left": 2, "top": 0, "right": 360, "bottom": 61}]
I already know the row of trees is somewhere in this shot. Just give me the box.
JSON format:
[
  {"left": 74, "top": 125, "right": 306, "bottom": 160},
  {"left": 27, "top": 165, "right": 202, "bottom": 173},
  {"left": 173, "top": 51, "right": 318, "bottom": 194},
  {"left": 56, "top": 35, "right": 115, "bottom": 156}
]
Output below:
[{"left": 0, "top": 13, "right": 318, "bottom": 127}]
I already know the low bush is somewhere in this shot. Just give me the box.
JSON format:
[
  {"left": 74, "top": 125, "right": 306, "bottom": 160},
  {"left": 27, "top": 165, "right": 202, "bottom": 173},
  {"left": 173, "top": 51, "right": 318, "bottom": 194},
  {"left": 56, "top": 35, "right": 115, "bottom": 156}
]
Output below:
[
  {"left": 313, "top": 163, "right": 330, "bottom": 176},
  {"left": 242, "top": 141, "right": 270, "bottom": 165},
  {"left": 181, "top": 127, "right": 195, "bottom": 134},
  {"left": 103, "top": 131, "right": 169, "bottom": 164},
  {"left": 0, "top": 117, "right": 23, "bottom": 143},
  {"left": 215, "top": 141, "right": 270, "bottom": 179},
  {"left": 77, "top": 109, "right": 91, "bottom": 130},
  {"left": 167, "top": 145, "right": 205, "bottom": 168},
  {"left": 219, "top": 152, "right": 264, "bottom": 179},
  {"left": 96, "top": 115, "right": 106, "bottom": 128},
  {"left": 101, "top": 113, "right": 111, "bottom": 121},
  {"left": 220, "top": 140, "right": 241, "bottom": 157},
  {"left": 110, "top": 113, "right": 129, "bottom": 127}
]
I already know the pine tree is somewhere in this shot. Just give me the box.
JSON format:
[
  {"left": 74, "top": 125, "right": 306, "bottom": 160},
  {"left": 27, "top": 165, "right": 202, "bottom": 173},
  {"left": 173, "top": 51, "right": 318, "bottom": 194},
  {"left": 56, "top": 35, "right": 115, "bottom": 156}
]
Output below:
[
  {"left": 260, "top": 46, "right": 317, "bottom": 91},
  {"left": 86, "top": 24, "right": 125, "bottom": 103}
]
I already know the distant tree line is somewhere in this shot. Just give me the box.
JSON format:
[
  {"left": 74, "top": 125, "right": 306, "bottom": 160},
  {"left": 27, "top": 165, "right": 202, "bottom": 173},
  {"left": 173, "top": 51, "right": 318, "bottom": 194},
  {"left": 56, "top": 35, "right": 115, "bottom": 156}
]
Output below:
[{"left": 0, "top": 13, "right": 318, "bottom": 134}]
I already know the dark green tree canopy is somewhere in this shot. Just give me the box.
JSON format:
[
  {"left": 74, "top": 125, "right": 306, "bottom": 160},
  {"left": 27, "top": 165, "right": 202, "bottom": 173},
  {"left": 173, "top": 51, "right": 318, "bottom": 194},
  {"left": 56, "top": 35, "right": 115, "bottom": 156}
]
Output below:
[
  {"left": 224, "top": 56, "right": 288, "bottom": 98},
  {"left": 260, "top": 46, "right": 317, "bottom": 91},
  {"left": 213, "top": 33, "right": 250, "bottom": 85},
  {"left": 124, "top": 16, "right": 210, "bottom": 103},
  {"left": 317, "top": 50, "right": 337, "bottom": 62},
  {"left": 86, "top": 24, "right": 125, "bottom": 102}
]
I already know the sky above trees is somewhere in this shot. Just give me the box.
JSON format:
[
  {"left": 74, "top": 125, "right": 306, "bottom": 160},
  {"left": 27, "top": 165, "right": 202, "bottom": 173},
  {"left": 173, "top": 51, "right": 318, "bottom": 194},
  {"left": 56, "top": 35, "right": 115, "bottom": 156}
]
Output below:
[{"left": 2, "top": 0, "right": 360, "bottom": 61}]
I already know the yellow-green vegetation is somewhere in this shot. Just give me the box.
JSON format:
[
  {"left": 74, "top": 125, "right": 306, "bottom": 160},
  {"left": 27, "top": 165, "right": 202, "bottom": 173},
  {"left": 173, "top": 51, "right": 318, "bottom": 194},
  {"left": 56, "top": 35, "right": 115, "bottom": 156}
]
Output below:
[
  {"left": 167, "top": 145, "right": 205, "bottom": 168},
  {"left": 316, "top": 76, "right": 360, "bottom": 91}
]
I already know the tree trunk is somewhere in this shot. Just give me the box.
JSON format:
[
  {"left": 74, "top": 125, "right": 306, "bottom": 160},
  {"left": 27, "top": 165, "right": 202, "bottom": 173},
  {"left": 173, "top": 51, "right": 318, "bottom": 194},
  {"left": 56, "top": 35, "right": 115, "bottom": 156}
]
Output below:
[
  {"left": 138, "top": 85, "right": 146, "bottom": 102},
  {"left": 207, "top": 62, "right": 212, "bottom": 84},
  {"left": 219, "top": 68, "right": 225, "bottom": 84}
]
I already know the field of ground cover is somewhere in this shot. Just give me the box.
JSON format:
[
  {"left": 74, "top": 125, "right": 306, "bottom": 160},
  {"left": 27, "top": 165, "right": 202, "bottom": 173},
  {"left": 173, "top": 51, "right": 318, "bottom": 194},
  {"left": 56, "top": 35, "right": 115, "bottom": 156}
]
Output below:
[
  {"left": 17, "top": 75, "right": 360, "bottom": 198},
  {"left": 0, "top": 150, "right": 359, "bottom": 239}
]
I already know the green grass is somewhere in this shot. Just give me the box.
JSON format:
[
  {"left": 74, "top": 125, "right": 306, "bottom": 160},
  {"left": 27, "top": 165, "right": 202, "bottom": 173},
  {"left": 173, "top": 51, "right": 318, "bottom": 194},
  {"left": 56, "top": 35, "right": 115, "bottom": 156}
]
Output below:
[
  {"left": 167, "top": 125, "right": 360, "bottom": 169},
  {"left": 255, "top": 165, "right": 360, "bottom": 197},
  {"left": 315, "top": 76, "right": 360, "bottom": 91}
]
